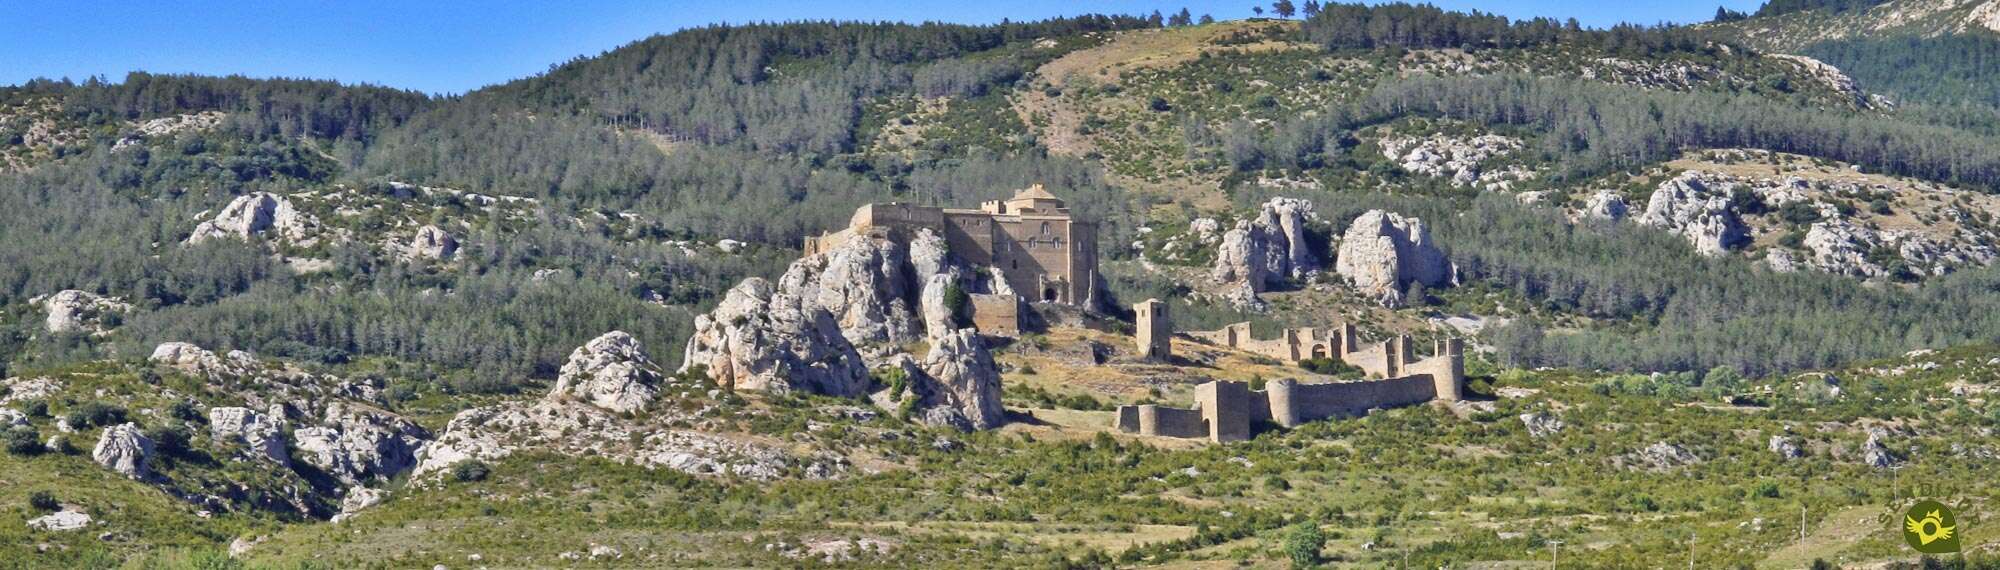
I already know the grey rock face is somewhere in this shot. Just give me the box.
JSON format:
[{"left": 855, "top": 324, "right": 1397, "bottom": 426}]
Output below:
[
  {"left": 916, "top": 329, "right": 1006, "bottom": 431},
  {"left": 680, "top": 278, "right": 873, "bottom": 397},
  {"left": 148, "top": 342, "right": 241, "bottom": 378},
  {"left": 1334, "top": 210, "right": 1453, "bottom": 307},
  {"left": 1768, "top": 435, "right": 1803, "bottom": 460},
  {"left": 1862, "top": 432, "right": 1902, "bottom": 469},
  {"left": 1212, "top": 197, "right": 1320, "bottom": 292},
  {"left": 93, "top": 423, "right": 154, "bottom": 479},
  {"left": 186, "top": 192, "right": 315, "bottom": 244},
  {"left": 547, "top": 331, "right": 661, "bottom": 414},
  {"left": 1621, "top": 441, "right": 1701, "bottom": 471},
  {"left": 35, "top": 290, "right": 131, "bottom": 334},
  {"left": 1519, "top": 412, "right": 1565, "bottom": 439},
  {"left": 398, "top": 225, "right": 459, "bottom": 261},
  {"left": 210, "top": 406, "right": 289, "bottom": 465},
  {"left": 919, "top": 274, "right": 959, "bottom": 337},
  {"left": 1583, "top": 190, "right": 1629, "bottom": 222},
  {"left": 292, "top": 403, "right": 428, "bottom": 486},
  {"left": 1638, "top": 172, "right": 1746, "bottom": 257},
  {"left": 788, "top": 236, "right": 922, "bottom": 345}
]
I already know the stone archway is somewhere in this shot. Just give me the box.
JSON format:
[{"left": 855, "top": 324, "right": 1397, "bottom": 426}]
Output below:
[{"left": 1043, "top": 287, "right": 1059, "bottom": 302}]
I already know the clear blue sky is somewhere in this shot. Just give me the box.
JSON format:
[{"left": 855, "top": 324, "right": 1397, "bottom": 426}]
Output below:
[{"left": 5, "top": 0, "right": 1767, "bottom": 95}]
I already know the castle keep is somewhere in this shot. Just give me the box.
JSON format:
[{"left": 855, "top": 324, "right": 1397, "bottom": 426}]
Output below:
[
  {"left": 1118, "top": 309, "right": 1466, "bottom": 443},
  {"left": 804, "top": 185, "right": 1100, "bottom": 310}
]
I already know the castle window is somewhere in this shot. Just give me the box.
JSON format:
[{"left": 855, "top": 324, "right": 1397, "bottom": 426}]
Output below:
[{"left": 1040, "top": 222, "right": 1051, "bottom": 236}]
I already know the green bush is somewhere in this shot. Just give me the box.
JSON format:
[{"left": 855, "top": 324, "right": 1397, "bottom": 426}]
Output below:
[
  {"left": 4, "top": 427, "right": 42, "bottom": 456},
  {"left": 1283, "top": 521, "right": 1325, "bottom": 568},
  {"left": 28, "top": 490, "right": 59, "bottom": 512},
  {"left": 453, "top": 460, "right": 492, "bottom": 483}
]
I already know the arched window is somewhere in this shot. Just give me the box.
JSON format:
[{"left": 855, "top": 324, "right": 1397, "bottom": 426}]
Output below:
[{"left": 1040, "top": 222, "right": 1051, "bottom": 236}]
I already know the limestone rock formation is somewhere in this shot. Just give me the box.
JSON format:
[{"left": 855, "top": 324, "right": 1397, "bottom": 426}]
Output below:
[
  {"left": 1862, "top": 431, "right": 1902, "bottom": 469},
  {"left": 291, "top": 403, "right": 428, "bottom": 486},
  {"left": 914, "top": 329, "right": 1006, "bottom": 431},
  {"left": 1334, "top": 210, "right": 1453, "bottom": 307},
  {"left": 1803, "top": 219, "right": 1882, "bottom": 278},
  {"left": 1212, "top": 197, "right": 1320, "bottom": 292},
  {"left": 1583, "top": 190, "right": 1629, "bottom": 222},
  {"left": 397, "top": 225, "right": 459, "bottom": 262},
  {"left": 1637, "top": 172, "right": 1747, "bottom": 256},
  {"left": 919, "top": 274, "right": 960, "bottom": 336},
  {"left": 34, "top": 290, "right": 132, "bottom": 334},
  {"left": 1519, "top": 412, "right": 1565, "bottom": 439},
  {"left": 680, "top": 278, "right": 872, "bottom": 397},
  {"left": 1620, "top": 441, "right": 1701, "bottom": 471},
  {"left": 1765, "top": 249, "right": 1801, "bottom": 273},
  {"left": 332, "top": 487, "right": 384, "bottom": 523},
  {"left": 210, "top": 406, "right": 289, "bottom": 465},
  {"left": 186, "top": 192, "right": 316, "bottom": 244},
  {"left": 92, "top": 423, "right": 154, "bottom": 479},
  {"left": 149, "top": 342, "right": 252, "bottom": 379},
  {"left": 1380, "top": 133, "right": 1524, "bottom": 188},
  {"left": 1768, "top": 435, "right": 1803, "bottom": 460},
  {"left": 546, "top": 331, "right": 661, "bottom": 414},
  {"left": 412, "top": 396, "right": 835, "bottom": 482},
  {"left": 784, "top": 235, "right": 922, "bottom": 345},
  {"left": 27, "top": 509, "right": 92, "bottom": 532}
]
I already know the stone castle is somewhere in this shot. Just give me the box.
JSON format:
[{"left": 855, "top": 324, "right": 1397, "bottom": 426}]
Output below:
[
  {"left": 804, "top": 185, "right": 1100, "bottom": 311},
  {"left": 1120, "top": 300, "right": 1465, "bottom": 443}
]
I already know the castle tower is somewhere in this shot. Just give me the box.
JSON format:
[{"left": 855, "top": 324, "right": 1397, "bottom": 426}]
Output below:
[
  {"left": 1135, "top": 298, "right": 1171, "bottom": 360},
  {"left": 1337, "top": 323, "right": 1358, "bottom": 357},
  {"left": 1195, "top": 381, "right": 1252, "bottom": 443},
  {"left": 1382, "top": 339, "right": 1401, "bottom": 378},
  {"left": 1432, "top": 338, "right": 1466, "bottom": 401},
  {"left": 1266, "top": 378, "right": 1300, "bottom": 428}
]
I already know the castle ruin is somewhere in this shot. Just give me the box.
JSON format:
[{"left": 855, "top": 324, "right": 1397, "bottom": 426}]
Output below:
[
  {"left": 1135, "top": 298, "right": 1171, "bottom": 361},
  {"left": 1117, "top": 318, "right": 1466, "bottom": 443},
  {"left": 804, "top": 185, "right": 1100, "bottom": 313}
]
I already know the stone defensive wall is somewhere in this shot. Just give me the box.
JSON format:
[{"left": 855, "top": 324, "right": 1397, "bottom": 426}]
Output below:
[{"left": 1111, "top": 338, "right": 1464, "bottom": 443}]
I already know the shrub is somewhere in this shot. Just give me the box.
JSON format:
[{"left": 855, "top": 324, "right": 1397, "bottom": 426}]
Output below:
[
  {"left": 28, "top": 490, "right": 59, "bottom": 512},
  {"left": 20, "top": 399, "right": 48, "bottom": 418},
  {"left": 1300, "top": 357, "right": 1361, "bottom": 376},
  {"left": 453, "top": 460, "right": 491, "bottom": 483},
  {"left": 1283, "top": 521, "right": 1324, "bottom": 568},
  {"left": 4, "top": 427, "right": 42, "bottom": 456},
  {"left": 1148, "top": 97, "right": 1172, "bottom": 112}
]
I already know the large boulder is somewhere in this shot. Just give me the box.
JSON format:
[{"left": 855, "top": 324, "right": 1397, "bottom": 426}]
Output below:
[
  {"left": 291, "top": 403, "right": 428, "bottom": 486},
  {"left": 34, "top": 290, "right": 132, "bottom": 334},
  {"left": 92, "top": 423, "right": 154, "bottom": 479},
  {"left": 915, "top": 329, "right": 1006, "bottom": 431},
  {"left": 1583, "top": 190, "right": 1629, "bottom": 222},
  {"left": 680, "top": 278, "right": 872, "bottom": 397},
  {"left": 210, "top": 406, "right": 289, "bottom": 465},
  {"left": 1803, "top": 219, "right": 1885, "bottom": 278},
  {"left": 1638, "top": 172, "right": 1747, "bottom": 256},
  {"left": 396, "top": 225, "right": 459, "bottom": 262},
  {"left": 1334, "top": 210, "right": 1453, "bottom": 307},
  {"left": 1212, "top": 197, "right": 1320, "bottom": 292},
  {"left": 546, "top": 331, "right": 661, "bottom": 414},
  {"left": 185, "top": 192, "right": 316, "bottom": 244}
]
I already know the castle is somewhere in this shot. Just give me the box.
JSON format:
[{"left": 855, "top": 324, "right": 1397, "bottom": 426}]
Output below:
[
  {"left": 804, "top": 185, "right": 1101, "bottom": 316},
  {"left": 1120, "top": 302, "right": 1465, "bottom": 443}
]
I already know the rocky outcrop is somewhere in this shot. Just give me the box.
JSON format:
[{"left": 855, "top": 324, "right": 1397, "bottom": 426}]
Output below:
[
  {"left": 186, "top": 193, "right": 316, "bottom": 245},
  {"left": 1519, "top": 412, "right": 1564, "bottom": 438},
  {"left": 918, "top": 274, "right": 959, "bottom": 336},
  {"left": 93, "top": 423, "right": 154, "bottom": 479},
  {"left": 210, "top": 406, "right": 289, "bottom": 465},
  {"left": 149, "top": 342, "right": 255, "bottom": 379},
  {"left": 1212, "top": 197, "right": 1320, "bottom": 292},
  {"left": 547, "top": 332, "right": 661, "bottom": 414},
  {"left": 1380, "top": 133, "right": 1523, "bottom": 188},
  {"left": 27, "top": 509, "right": 92, "bottom": 532},
  {"left": 680, "top": 278, "right": 873, "bottom": 397},
  {"left": 331, "top": 487, "right": 384, "bottom": 523},
  {"left": 1769, "top": 435, "right": 1803, "bottom": 460},
  {"left": 785, "top": 236, "right": 922, "bottom": 345},
  {"left": 1765, "top": 249, "right": 1801, "bottom": 273},
  {"left": 1619, "top": 442, "right": 1701, "bottom": 471},
  {"left": 1583, "top": 190, "right": 1629, "bottom": 222},
  {"left": 1638, "top": 172, "right": 1747, "bottom": 257},
  {"left": 1862, "top": 430, "right": 1902, "bottom": 469},
  {"left": 1334, "top": 210, "right": 1453, "bottom": 307},
  {"left": 912, "top": 329, "right": 1005, "bottom": 431},
  {"left": 396, "top": 225, "right": 458, "bottom": 262},
  {"left": 1803, "top": 219, "right": 1996, "bottom": 280},
  {"left": 291, "top": 403, "right": 428, "bottom": 486},
  {"left": 34, "top": 290, "right": 132, "bottom": 335}
]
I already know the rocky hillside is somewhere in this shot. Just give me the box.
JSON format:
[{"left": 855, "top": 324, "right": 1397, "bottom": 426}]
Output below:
[{"left": 1709, "top": 0, "right": 2000, "bottom": 52}]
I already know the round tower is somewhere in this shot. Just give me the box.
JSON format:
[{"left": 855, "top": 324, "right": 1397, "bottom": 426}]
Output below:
[{"left": 1267, "top": 378, "right": 1300, "bottom": 428}]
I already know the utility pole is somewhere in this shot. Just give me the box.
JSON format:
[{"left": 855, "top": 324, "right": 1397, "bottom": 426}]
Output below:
[
  {"left": 1688, "top": 532, "right": 1696, "bottom": 570},
  {"left": 1800, "top": 505, "right": 1807, "bottom": 545},
  {"left": 1547, "top": 539, "right": 1562, "bottom": 569}
]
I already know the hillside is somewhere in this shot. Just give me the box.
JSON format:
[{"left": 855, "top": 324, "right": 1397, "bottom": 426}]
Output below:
[{"left": 6, "top": 2, "right": 2000, "bottom": 567}]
